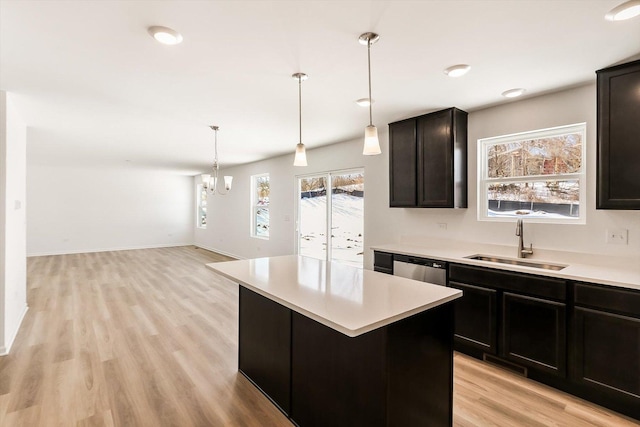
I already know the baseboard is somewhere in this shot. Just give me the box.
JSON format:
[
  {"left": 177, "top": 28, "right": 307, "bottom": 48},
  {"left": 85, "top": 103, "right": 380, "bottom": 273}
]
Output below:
[
  {"left": 27, "top": 242, "right": 193, "bottom": 257},
  {"left": 194, "top": 244, "right": 244, "bottom": 260},
  {"left": 1, "top": 305, "right": 29, "bottom": 356}
]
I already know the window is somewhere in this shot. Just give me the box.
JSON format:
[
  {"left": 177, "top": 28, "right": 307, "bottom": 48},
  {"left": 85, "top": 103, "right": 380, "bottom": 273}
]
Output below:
[
  {"left": 297, "top": 169, "right": 364, "bottom": 267},
  {"left": 251, "top": 174, "right": 270, "bottom": 238},
  {"left": 478, "top": 123, "right": 586, "bottom": 223},
  {"left": 197, "top": 184, "right": 207, "bottom": 228}
]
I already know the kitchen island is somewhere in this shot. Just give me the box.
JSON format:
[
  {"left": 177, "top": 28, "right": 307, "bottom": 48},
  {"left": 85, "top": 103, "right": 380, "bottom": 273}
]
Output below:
[{"left": 207, "top": 255, "right": 462, "bottom": 427}]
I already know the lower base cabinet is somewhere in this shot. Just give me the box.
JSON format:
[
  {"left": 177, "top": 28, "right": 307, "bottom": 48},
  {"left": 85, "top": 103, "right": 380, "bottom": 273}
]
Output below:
[
  {"left": 239, "top": 286, "right": 455, "bottom": 427},
  {"left": 239, "top": 287, "right": 291, "bottom": 414},
  {"left": 571, "top": 282, "right": 640, "bottom": 420},
  {"left": 502, "top": 292, "right": 566, "bottom": 377},
  {"left": 448, "top": 264, "right": 567, "bottom": 379},
  {"left": 449, "top": 281, "right": 497, "bottom": 355}
]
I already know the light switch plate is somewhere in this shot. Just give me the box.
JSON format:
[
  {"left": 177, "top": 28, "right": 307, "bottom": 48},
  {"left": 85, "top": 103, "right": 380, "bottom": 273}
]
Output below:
[{"left": 606, "top": 229, "right": 628, "bottom": 245}]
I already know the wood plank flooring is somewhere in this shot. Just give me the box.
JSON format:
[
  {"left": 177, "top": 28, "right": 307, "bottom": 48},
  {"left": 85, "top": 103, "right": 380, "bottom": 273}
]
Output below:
[{"left": 1, "top": 246, "right": 638, "bottom": 427}]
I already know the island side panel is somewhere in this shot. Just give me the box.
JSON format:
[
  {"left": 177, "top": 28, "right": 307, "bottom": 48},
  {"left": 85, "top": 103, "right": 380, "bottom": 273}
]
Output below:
[
  {"left": 290, "top": 313, "right": 387, "bottom": 427},
  {"left": 238, "top": 286, "right": 292, "bottom": 415},
  {"left": 386, "top": 302, "right": 454, "bottom": 426}
]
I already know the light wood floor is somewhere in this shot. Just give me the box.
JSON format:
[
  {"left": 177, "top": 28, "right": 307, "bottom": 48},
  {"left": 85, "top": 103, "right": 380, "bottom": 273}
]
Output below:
[{"left": 1, "top": 246, "right": 638, "bottom": 427}]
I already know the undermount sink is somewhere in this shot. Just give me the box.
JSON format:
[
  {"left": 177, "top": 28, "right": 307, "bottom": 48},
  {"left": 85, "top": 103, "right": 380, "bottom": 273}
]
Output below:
[{"left": 465, "top": 254, "right": 567, "bottom": 271}]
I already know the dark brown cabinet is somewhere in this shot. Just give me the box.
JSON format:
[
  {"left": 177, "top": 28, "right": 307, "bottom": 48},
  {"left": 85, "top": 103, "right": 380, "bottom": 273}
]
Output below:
[
  {"left": 448, "top": 281, "right": 497, "bottom": 356},
  {"left": 389, "top": 120, "right": 417, "bottom": 207},
  {"left": 571, "top": 282, "right": 640, "bottom": 419},
  {"left": 239, "top": 287, "right": 292, "bottom": 414},
  {"left": 448, "top": 264, "right": 567, "bottom": 378},
  {"left": 388, "top": 107, "right": 467, "bottom": 208},
  {"left": 373, "top": 250, "right": 393, "bottom": 274},
  {"left": 502, "top": 292, "right": 566, "bottom": 376},
  {"left": 596, "top": 59, "right": 640, "bottom": 209}
]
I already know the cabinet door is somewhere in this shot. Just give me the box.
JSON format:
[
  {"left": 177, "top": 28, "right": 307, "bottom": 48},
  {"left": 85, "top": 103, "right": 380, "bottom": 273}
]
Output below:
[
  {"left": 597, "top": 59, "right": 640, "bottom": 209},
  {"left": 449, "top": 281, "right": 497, "bottom": 355},
  {"left": 572, "top": 307, "right": 640, "bottom": 399},
  {"left": 417, "top": 109, "right": 452, "bottom": 207},
  {"left": 502, "top": 292, "right": 566, "bottom": 377},
  {"left": 389, "top": 119, "right": 417, "bottom": 207},
  {"left": 239, "top": 287, "right": 292, "bottom": 414},
  {"left": 373, "top": 251, "right": 393, "bottom": 275}
]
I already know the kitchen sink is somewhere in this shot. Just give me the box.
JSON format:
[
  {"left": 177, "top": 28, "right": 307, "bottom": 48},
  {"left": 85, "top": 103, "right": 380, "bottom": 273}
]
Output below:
[{"left": 465, "top": 254, "right": 567, "bottom": 271}]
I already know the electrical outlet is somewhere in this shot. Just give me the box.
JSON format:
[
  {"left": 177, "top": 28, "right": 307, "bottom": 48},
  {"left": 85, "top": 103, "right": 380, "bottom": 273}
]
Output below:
[
  {"left": 606, "top": 229, "right": 628, "bottom": 245},
  {"left": 437, "top": 223, "right": 447, "bottom": 230}
]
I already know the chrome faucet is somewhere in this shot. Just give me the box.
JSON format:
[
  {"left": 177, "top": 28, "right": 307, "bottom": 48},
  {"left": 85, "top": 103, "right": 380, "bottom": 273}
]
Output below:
[{"left": 516, "top": 219, "right": 534, "bottom": 258}]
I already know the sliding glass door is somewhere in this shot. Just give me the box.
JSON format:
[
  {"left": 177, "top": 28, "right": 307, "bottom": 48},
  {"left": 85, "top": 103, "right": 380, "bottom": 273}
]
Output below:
[{"left": 297, "top": 170, "right": 364, "bottom": 267}]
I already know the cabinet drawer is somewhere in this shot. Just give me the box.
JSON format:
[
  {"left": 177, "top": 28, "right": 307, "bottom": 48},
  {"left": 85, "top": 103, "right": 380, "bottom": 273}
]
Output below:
[
  {"left": 449, "top": 264, "right": 566, "bottom": 301},
  {"left": 574, "top": 282, "right": 640, "bottom": 318}
]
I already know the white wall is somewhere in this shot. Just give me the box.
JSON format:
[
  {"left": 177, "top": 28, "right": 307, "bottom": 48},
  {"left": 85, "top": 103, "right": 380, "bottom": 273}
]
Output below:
[
  {"left": 196, "top": 83, "right": 640, "bottom": 268},
  {"left": 0, "top": 91, "right": 28, "bottom": 355},
  {"left": 195, "top": 138, "right": 393, "bottom": 262},
  {"left": 27, "top": 165, "right": 195, "bottom": 256}
]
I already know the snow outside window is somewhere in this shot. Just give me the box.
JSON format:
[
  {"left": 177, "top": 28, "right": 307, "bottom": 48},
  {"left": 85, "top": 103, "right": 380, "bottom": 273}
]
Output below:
[
  {"left": 478, "top": 123, "right": 586, "bottom": 224},
  {"left": 251, "top": 174, "right": 270, "bottom": 238},
  {"left": 197, "top": 184, "right": 207, "bottom": 228}
]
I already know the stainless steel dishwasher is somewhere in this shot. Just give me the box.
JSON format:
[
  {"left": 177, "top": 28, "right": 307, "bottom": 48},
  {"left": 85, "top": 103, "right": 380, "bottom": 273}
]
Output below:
[{"left": 393, "top": 254, "right": 447, "bottom": 286}]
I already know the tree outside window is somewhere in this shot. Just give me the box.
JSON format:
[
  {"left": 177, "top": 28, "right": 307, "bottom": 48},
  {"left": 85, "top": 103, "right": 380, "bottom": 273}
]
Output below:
[{"left": 478, "top": 123, "right": 586, "bottom": 223}]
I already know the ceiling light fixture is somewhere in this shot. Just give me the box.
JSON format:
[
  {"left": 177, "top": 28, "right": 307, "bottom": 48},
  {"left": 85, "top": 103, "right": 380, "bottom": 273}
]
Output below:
[
  {"left": 359, "top": 32, "right": 382, "bottom": 156},
  {"left": 292, "top": 72, "right": 309, "bottom": 167},
  {"left": 501, "top": 88, "right": 526, "bottom": 98},
  {"left": 147, "top": 26, "right": 183, "bottom": 45},
  {"left": 201, "top": 126, "right": 233, "bottom": 195},
  {"left": 444, "top": 64, "right": 471, "bottom": 77},
  {"left": 356, "top": 98, "right": 374, "bottom": 107},
  {"left": 605, "top": 0, "right": 640, "bottom": 21}
]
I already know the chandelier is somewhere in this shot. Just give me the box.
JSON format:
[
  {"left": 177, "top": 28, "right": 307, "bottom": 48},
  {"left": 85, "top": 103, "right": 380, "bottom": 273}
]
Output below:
[{"left": 201, "top": 125, "right": 233, "bottom": 195}]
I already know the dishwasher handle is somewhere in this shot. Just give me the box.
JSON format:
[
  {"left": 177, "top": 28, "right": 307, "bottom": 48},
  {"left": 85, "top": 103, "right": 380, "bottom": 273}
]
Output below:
[{"left": 394, "top": 254, "right": 447, "bottom": 269}]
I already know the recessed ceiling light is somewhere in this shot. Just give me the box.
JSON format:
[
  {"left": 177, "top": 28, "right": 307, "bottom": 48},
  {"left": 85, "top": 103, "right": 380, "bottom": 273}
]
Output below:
[
  {"left": 356, "top": 98, "right": 374, "bottom": 107},
  {"left": 444, "top": 64, "right": 471, "bottom": 77},
  {"left": 605, "top": 0, "right": 640, "bottom": 21},
  {"left": 148, "top": 26, "right": 183, "bottom": 45},
  {"left": 501, "top": 88, "right": 526, "bottom": 98}
]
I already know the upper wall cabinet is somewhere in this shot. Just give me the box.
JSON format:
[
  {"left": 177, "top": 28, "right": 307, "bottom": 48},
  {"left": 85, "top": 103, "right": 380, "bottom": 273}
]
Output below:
[
  {"left": 389, "top": 108, "right": 468, "bottom": 208},
  {"left": 596, "top": 59, "right": 640, "bottom": 210}
]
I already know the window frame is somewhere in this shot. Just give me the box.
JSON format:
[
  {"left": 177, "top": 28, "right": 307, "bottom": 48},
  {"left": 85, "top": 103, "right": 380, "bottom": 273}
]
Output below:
[
  {"left": 251, "top": 173, "right": 270, "bottom": 239},
  {"left": 477, "top": 123, "right": 586, "bottom": 224}
]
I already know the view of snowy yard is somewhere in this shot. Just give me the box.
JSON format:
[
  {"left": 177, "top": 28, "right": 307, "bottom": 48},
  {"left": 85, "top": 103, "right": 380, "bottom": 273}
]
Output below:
[
  {"left": 299, "top": 193, "right": 364, "bottom": 267},
  {"left": 298, "top": 172, "right": 364, "bottom": 267}
]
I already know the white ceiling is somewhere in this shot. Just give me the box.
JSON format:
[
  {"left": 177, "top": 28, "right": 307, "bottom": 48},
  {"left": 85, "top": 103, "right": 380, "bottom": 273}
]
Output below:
[{"left": 1, "top": 0, "right": 639, "bottom": 175}]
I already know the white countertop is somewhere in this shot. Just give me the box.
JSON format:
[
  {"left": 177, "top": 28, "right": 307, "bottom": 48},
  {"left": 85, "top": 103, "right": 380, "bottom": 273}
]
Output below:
[
  {"left": 206, "top": 255, "right": 462, "bottom": 337},
  {"left": 372, "top": 239, "right": 640, "bottom": 291}
]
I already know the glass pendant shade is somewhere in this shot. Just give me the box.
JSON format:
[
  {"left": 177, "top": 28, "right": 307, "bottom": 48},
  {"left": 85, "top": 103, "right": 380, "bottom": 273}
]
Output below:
[
  {"left": 294, "top": 142, "right": 308, "bottom": 166},
  {"left": 201, "top": 173, "right": 211, "bottom": 186},
  {"left": 363, "top": 125, "right": 381, "bottom": 155},
  {"left": 224, "top": 176, "right": 233, "bottom": 191}
]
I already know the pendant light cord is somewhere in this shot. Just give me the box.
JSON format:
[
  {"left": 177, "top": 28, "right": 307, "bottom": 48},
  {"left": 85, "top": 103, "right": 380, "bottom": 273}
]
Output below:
[
  {"left": 298, "top": 76, "right": 302, "bottom": 144},
  {"left": 214, "top": 127, "right": 218, "bottom": 164},
  {"left": 367, "top": 39, "right": 373, "bottom": 126}
]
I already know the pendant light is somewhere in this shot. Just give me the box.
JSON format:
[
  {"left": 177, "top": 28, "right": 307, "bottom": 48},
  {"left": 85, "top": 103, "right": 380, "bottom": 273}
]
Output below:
[
  {"left": 292, "top": 72, "right": 308, "bottom": 166},
  {"left": 201, "top": 126, "right": 233, "bottom": 195},
  {"left": 359, "top": 32, "right": 381, "bottom": 156}
]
